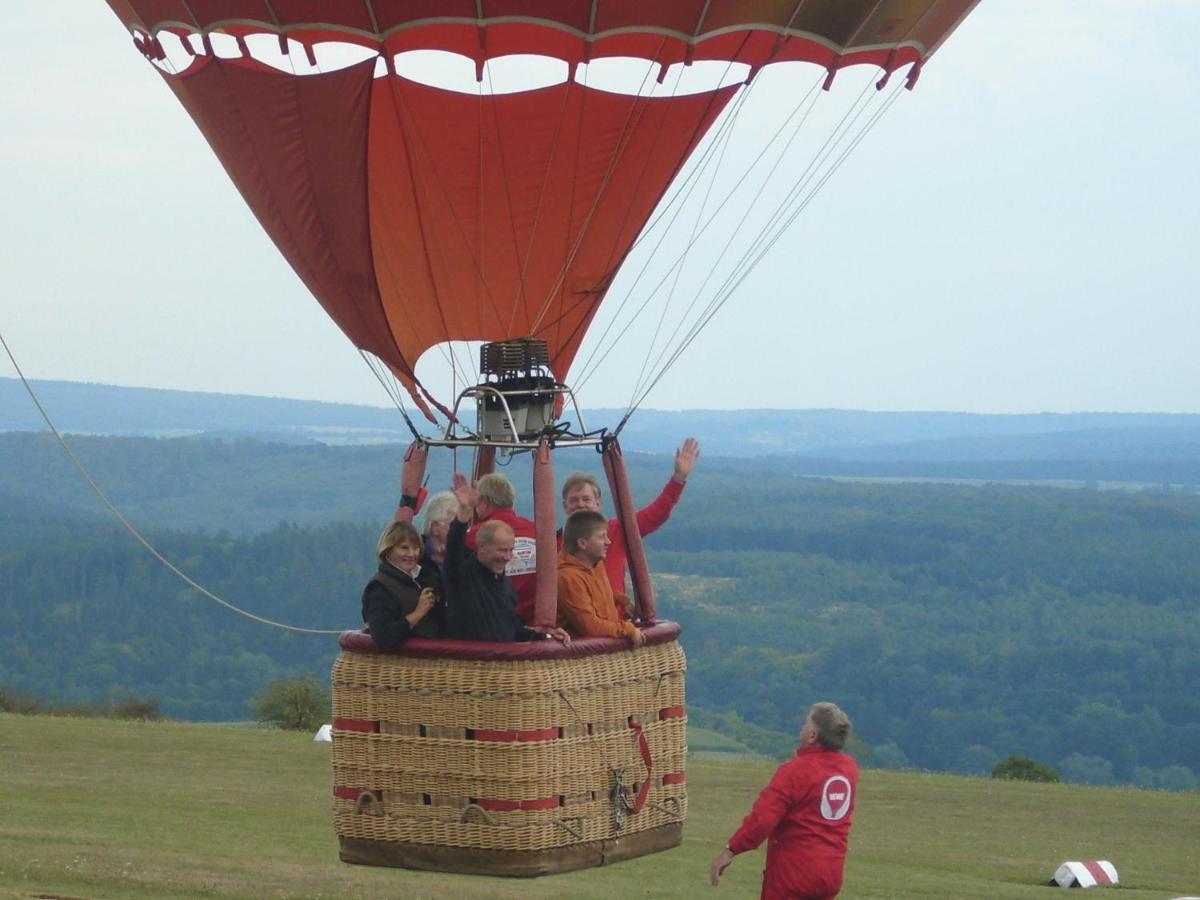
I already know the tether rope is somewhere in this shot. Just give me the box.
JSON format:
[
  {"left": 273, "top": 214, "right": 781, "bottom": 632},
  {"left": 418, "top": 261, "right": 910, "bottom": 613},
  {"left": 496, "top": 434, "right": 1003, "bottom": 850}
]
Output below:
[{"left": 0, "top": 328, "right": 343, "bottom": 635}]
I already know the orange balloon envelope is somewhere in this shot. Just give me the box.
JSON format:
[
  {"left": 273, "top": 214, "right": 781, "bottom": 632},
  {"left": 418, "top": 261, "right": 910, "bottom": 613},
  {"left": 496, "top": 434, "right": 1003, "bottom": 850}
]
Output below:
[{"left": 106, "top": 1, "right": 979, "bottom": 419}]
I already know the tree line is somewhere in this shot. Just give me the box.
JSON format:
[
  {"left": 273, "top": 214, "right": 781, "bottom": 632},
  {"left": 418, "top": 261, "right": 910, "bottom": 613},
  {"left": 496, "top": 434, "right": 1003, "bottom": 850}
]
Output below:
[{"left": 3, "top": 441, "right": 1198, "bottom": 789}]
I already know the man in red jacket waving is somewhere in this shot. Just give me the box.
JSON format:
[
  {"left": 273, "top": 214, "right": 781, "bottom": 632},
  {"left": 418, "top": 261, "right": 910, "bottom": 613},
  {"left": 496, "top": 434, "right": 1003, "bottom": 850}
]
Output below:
[
  {"left": 710, "top": 702, "right": 858, "bottom": 899},
  {"left": 560, "top": 437, "right": 700, "bottom": 596}
]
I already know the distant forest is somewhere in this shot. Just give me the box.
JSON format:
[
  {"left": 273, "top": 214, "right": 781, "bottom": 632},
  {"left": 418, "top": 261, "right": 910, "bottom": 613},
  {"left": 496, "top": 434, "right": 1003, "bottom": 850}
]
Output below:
[{"left": 2, "top": 431, "right": 1199, "bottom": 791}]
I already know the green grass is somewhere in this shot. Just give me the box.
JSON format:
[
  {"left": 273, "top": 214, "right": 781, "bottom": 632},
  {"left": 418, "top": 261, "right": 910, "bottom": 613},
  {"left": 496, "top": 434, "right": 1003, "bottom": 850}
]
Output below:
[
  {"left": 682, "top": 725, "right": 761, "bottom": 756},
  {"left": 1, "top": 713, "right": 1197, "bottom": 899}
]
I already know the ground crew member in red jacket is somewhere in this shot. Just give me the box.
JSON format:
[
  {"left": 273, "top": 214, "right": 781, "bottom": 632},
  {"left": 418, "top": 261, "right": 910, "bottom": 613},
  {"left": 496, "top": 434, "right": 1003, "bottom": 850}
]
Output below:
[{"left": 710, "top": 702, "right": 858, "bottom": 899}]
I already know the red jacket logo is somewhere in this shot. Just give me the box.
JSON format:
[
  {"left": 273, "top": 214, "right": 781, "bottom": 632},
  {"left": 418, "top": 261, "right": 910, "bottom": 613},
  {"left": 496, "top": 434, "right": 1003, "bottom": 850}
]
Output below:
[{"left": 820, "top": 775, "right": 853, "bottom": 821}]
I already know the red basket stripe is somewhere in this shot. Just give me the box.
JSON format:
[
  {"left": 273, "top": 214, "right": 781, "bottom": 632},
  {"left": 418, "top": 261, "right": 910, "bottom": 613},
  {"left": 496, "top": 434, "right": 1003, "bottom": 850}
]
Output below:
[
  {"left": 333, "top": 786, "right": 381, "bottom": 800},
  {"left": 662, "top": 772, "right": 686, "bottom": 785},
  {"left": 475, "top": 795, "right": 561, "bottom": 812},
  {"left": 659, "top": 705, "right": 686, "bottom": 719},
  {"left": 332, "top": 718, "right": 379, "bottom": 732}
]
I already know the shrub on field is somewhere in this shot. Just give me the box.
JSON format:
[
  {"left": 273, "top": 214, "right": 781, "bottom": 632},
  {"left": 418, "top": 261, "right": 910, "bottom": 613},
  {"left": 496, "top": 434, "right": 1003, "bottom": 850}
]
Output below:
[
  {"left": 112, "top": 695, "right": 164, "bottom": 721},
  {"left": 0, "top": 685, "right": 44, "bottom": 714},
  {"left": 253, "top": 674, "right": 329, "bottom": 731},
  {"left": 991, "top": 755, "right": 1061, "bottom": 783}
]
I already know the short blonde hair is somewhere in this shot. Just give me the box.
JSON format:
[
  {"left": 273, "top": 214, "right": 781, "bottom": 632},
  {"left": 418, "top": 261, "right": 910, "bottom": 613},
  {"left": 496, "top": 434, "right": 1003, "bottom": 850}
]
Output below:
[
  {"left": 477, "top": 473, "right": 516, "bottom": 509},
  {"left": 376, "top": 521, "right": 422, "bottom": 559},
  {"left": 563, "top": 509, "right": 607, "bottom": 555}
]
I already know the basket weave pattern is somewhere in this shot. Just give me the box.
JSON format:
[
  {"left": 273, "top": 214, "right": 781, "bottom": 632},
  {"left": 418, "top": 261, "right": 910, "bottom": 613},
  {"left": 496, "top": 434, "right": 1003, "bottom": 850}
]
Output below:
[{"left": 331, "top": 639, "right": 688, "bottom": 853}]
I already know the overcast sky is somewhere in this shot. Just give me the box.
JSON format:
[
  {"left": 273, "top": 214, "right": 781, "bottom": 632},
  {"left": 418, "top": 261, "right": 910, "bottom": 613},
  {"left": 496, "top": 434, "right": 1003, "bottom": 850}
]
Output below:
[{"left": 3, "top": 2, "right": 1198, "bottom": 418}]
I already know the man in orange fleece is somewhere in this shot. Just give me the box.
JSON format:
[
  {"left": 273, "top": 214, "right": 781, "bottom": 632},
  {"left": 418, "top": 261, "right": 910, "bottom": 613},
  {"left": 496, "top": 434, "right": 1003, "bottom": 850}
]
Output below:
[{"left": 556, "top": 509, "right": 646, "bottom": 648}]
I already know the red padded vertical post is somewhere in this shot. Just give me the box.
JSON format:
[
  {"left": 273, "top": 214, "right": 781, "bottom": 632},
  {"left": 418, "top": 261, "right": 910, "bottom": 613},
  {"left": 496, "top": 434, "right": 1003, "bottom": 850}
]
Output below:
[
  {"left": 392, "top": 440, "right": 428, "bottom": 523},
  {"left": 532, "top": 440, "right": 558, "bottom": 629},
  {"left": 602, "top": 438, "right": 656, "bottom": 623}
]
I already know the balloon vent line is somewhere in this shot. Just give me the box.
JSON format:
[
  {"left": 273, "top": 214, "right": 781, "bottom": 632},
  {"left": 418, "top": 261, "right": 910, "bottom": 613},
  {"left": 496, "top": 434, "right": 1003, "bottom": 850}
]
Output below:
[{"left": 0, "top": 329, "right": 343, "bottom": 636}]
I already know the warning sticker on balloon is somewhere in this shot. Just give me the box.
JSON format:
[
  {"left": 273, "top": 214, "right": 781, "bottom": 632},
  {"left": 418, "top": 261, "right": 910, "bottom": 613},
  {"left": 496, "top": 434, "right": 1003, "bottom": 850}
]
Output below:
[
  {"left": 819, "top": 775, "right": 852, "bottom": 821},
  {"left": 506, "top": 537, "right": 537, "bottom": 577}
]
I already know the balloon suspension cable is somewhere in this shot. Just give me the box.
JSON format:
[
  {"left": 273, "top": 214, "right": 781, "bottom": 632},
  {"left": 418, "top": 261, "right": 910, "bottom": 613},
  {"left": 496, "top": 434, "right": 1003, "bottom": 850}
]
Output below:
[
  {"left": 627, "top": 54, "right": 763, "bottom": 405},
  {"left": 358, "top": 350, "right": 424, "bottom": 441},
  {"left": 483, "top": 60, "right": 542, "bottom": 336},
  {"left": 573, "top": 65, "right": 826, "bottom": 396},
  {"left": 624, "top": 72, "right": 836, "bottom": 407},
  {"left": 628, "top": 84, "right": 900, "bottom": 417},
  {"left": 0, "top": 328, "right": 342, "bottom": 635},
  {"left": 624, "top": 77, "right": 907, "bottom": 420},
  {"left": 625, "top": 71, "right": 875, "bottom": 409},
  {"left": 313, "top": 42, "right": 462, "bottom": 430},
  {"left": 572, "top": 53, "right": 760, "bottom": 393},
  {"left": 623, "top": 59, "right": 757, "bottom": 259}
]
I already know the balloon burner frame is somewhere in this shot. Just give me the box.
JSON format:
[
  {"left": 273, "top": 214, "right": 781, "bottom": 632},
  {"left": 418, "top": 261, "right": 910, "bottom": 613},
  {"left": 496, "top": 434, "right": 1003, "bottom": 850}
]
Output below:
[{"left": 425, "top": 339, "right": 602, "bottom": 451}]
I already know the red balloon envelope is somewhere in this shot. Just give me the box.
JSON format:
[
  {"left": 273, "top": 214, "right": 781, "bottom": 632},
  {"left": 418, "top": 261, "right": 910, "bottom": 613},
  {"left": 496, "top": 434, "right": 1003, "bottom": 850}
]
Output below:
[{"left": 105, "top": 1, "right": 979, "bottom": 419}]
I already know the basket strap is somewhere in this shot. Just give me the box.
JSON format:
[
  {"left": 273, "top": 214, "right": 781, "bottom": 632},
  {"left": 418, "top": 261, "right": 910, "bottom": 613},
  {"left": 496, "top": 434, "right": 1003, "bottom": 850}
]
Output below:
[{"left": 626, "top": 718, "right": 653, "bottom": 814}]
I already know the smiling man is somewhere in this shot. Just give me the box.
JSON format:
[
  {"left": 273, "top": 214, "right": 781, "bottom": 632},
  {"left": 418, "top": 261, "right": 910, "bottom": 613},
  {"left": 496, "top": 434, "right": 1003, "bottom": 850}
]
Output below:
[
  {"left": 465, "top": 473, "right": 539, "bottom": 622},
  {"left": 444, "top": 473, "right": 570, "bottom": 645},
  {"left": 555, "top": 509, "right": 645, "bottom": 648}
]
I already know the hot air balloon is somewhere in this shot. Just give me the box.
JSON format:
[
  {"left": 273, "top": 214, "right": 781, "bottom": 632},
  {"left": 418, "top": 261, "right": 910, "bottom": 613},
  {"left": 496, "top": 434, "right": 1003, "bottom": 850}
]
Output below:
[{"left": 103, "top": 0, "right": 980, "bottom": 876}]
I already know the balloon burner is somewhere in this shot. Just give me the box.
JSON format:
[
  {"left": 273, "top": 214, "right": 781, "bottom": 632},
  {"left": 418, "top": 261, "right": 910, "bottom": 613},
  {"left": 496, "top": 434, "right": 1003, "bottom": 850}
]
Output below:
[{"left": 476, "top": 339, "right": 558, "bottom": 442}]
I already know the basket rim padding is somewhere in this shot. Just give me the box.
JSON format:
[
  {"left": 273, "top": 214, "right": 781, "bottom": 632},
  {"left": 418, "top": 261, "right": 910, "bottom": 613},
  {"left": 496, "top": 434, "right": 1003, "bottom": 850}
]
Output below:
[{"left": 339, "top": 620, "right": 681, "bottom": 660}]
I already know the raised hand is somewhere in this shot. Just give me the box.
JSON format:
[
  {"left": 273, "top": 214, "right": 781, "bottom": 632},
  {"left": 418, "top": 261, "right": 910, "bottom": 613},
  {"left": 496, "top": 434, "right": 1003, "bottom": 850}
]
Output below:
[
  {"left": 451, "top": 472, "right": 478, "bottom": 517},
  {"left": 673, "top": 437, "right": 700, "bottom": 482}
]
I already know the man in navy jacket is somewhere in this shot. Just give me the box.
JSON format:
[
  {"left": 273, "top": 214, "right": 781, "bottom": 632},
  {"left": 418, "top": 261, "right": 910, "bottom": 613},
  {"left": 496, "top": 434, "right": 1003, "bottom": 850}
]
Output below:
[{"left": 444, "top": 472, "right": 569, "bottom": 645}]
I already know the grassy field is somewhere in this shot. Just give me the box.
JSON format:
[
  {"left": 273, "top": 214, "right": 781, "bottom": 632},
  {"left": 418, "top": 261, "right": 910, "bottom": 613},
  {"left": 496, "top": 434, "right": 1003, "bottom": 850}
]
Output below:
[
  {"left": 1, "top": 713, "right": 1197, "bottom": 899},
  {"left": 681, "top": 725, "right": 761, "bottom": 756}
]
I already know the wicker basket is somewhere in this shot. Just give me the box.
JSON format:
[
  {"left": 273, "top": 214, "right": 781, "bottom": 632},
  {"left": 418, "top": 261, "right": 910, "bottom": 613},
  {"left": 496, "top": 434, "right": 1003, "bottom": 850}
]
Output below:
[{"left": 331, "top": 622, "right": 688, "bottom": 876}]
